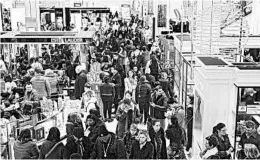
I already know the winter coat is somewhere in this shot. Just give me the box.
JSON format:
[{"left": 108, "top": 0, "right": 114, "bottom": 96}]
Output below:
[
  {"left": 110, "top": 72, "right": 122, "bottom": 100},
  {"left": 87, "top": 118, "right": 106, "bottom": 144},
  {"left": 135, "top": 82, "right": 152, "bottom": 104},
  {"left": 148, "top": 127, "right": 167, "bottom": 159},
  {"left": 166, "top": 125, "right": 186, "bottom": 150},
  {"left": 63, "top": 135, "right": 92, "bottom": 159},
  {"left": 90, "top": 133, "right": 126, "bottom": 159},
  {"left": 116, "top": 101, "right": 141, "bottom": 138},
  {"left": 39, "top": 140, "right": 64, "bottom": 159},
  {"left": 66, "top": 64, "right": 76, "bottom": 80},
  {"left": 74, "top": 72, "right": 88, "bottom": 99},
  {"left": 100, "top": 83, "right": 115, "bottom": 101},
  {"left": 159, "top": 79, "right": 174, "bottom": 98},
  {"left": 129, "top": 140, "right": 154, "bottom": 159},
  {"left": 150, "top": 92, "right": 168, "bottom": 119},
  {"left": 123, "top": 131, "right": 139, "bottom": 155}
]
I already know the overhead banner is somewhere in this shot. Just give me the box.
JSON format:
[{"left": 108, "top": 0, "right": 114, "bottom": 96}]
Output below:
[{"left": 158, "top": 5, "right": 167, "bottom": 27}]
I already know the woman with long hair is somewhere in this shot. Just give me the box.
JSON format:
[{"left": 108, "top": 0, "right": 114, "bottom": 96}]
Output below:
[
  {"left": 13, "top": 129, "right": 39, "bottom": 159},
  {"left": 165, "top": 116, "right": 186, "bottom": 159},
  {"left": 124, "top": 70, "right": 137, "bottom": 100},
  {"left": 39, "top": 127, "right": 64, "bottom": 159},
  {"left": 211, "top": 123, "right": 233, "bottom": 159}
]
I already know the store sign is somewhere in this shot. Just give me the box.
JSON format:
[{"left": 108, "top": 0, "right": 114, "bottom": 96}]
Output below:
[{"left": 51, "top": 38, "right": 83, "bottom": 43}]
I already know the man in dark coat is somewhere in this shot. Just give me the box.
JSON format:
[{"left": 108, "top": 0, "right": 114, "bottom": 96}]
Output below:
[
  {"left": 90, "top": 125, "right": 126, "bottom": 159},
  {"left": 135, "top": 76, "right": 152, "bottom": 124},
  {"left": 150, "top": 85, "right": 168, "bottom": 130},
  {"left": 74, "top": 70, "right": 88, "bottom": 99},
  {"left": 148, "top": 119, "right": 167, "bottom": 159},
  {"left": 110, "top": 66, "right": 122, "bottom": 113},
  {"left": 159, "top": 71, "right": 174, "bottom": 98},
  {"left": 100, "top": 76, "right": 115, "bottom": 119}
]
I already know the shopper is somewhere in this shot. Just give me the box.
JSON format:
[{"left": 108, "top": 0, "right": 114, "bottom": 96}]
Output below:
[
  {"left": 135, "top": 76, "right": 152, "bottom": 124},
  {"left": 129, "top": 130, "right": 154, "bottom": 159},
  {"left": 148, "top": 119, "right": 167, "bottom": 159},
  {"left": 239, "top": 120, "right": 260, "bottom": 159},
  {"left": 123, "top": 124, "right": 139, "bottom": 158},
  {"left": 39, "top": 127, "right": 64, "bottom": 159},
  {"left": 211, "top": 123, "right": 233, "bottom": 159},
  {"left": 159, "top": 71, "right": 174, "bottom": 98},
  {"left": 110, "top": 66, "right": 122, "bottom": 113},
  {"left": 116, "top": 91, "right": 138, "bottom": 138},
  {"left": 166, "top": 116, "right": 186, "bottom": 157},
  {"left": 150, "top": 85, "right": 168, "bottom": 130},
  {"left": 74, "top": 68, "right": 88, "bottom": 99},
  {"left": 63, "top": 127, "right": 92, "bottom": 159},
  {"left": 100, "top": 76, "right": 115, "bottom": 120},
  {"left": 90, "top": 125, "right": 126, "bottom": 159},
  {"left": 124, "top": 70, "right": 137, "bottom": 100},
  {"left": 30, "top": 68, "right": 51, "bottom": 99},
  {"left": 13, "top": 129, "right": 39, "bottom": 159}
]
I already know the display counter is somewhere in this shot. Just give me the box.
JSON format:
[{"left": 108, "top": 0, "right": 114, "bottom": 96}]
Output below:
[{"left": 193, "top": 56, "right": 260, "bottom": 159}]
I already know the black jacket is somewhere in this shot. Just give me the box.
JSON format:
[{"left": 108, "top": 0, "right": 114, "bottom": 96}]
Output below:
[
  {"left": 74, "top": 72, "right": 88, "bottom": 99},
  {"left": 110, "top": 72, "right": 122, "bottom": 100},
  {"left": 129, "top": 140, "right": 154, "bottom": 159},
  {"left": 63, "top": 135, "right": 91, "bottom": 159},
  {"left": 150, "top": 92, "right": 168, "bottom": 119},
  {"left": 148, "top": 127, "right": 167, "bottom": 159},
  {"left": 90, "top": 133, "right": 126, "bottom": 159},
  {"left": 159, "top": 79, "right": 174, "bottom": 98},
  {"left": 135, "top": 82, "right": 152, "bottom": 104},
  {"left": 100, "top": 83, "right": 115, "bottom": 101}
]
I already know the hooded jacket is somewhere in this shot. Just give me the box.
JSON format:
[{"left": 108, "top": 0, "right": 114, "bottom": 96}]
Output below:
[{"left": 90, "top": 133, "right": 126, "bottom": 159}]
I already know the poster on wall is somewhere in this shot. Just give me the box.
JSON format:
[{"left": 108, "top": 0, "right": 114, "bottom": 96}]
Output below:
[
  {"left": 158, "top": 5, "right": 167, "bottom": 27},
  {"left": 121, "top": 4, "right": 131, "bottom": 20},
  {"left": 11, "top": 8, "right": 26, "bottom": 31}
]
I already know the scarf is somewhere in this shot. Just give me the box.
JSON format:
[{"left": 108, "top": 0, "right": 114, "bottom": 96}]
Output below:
[{"left": 73, "top": 135, "right": 85, "bottom": 157}]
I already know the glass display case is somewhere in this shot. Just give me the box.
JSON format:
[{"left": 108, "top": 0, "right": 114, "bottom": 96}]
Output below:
[{"left": 234, "top": 87, "right": 260, "bottom": 159}]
